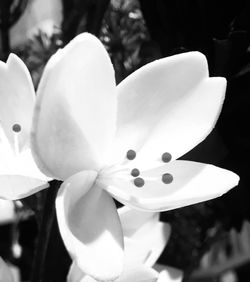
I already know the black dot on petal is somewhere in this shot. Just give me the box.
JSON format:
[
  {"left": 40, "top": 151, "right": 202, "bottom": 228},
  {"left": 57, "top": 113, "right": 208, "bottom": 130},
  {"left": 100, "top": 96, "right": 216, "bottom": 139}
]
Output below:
[
  {"left": 131, "top": 168, "right": 140, "bottom": 177},
  {"left": 134, "top": 177, "right": 145, "bottom": 187},
  {"left": 162, "top": 152, "right": 172, "bottom": 163},
  {"left": 162, "top": 173, "right": 173, "bottom": 184},
  {"left": 126, "top": 150, "right": 136, "bottom": 160},
  {"left": 12, "top": 124, "right": 22, "bottom": 133}
]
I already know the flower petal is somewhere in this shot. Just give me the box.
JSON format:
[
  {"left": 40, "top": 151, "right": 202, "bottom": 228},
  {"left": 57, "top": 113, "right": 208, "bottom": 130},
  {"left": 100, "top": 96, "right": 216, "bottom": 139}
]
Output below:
[
  {"left": 67, "top": 262, "right": 85, "bottom": 282},
  {"left": 124, "top": 223, "right": 171, "bottom": 267},
  {"left": 140, "top": 222, "right": 171, "bottom": 267},
  {"left": 0, "top": 199, "right": 15, "bottom": 224},
  {"left": 111, "top": 52, "right": 226, "bottom": 167},
  {"left": 123, "top": 237, "right": 151, "bottom": 267},
  {"left": 0, "top": 136, "right": 50, "bottom": 200},
  {"left": 154, "top": 265, "right": 183, "bottom": 282},
  {"left": 0, "top": 257, "right": 14, "bottom": 282},
  {"left": 101, "top": 160, "right": 239, "bottom": 211},
  {"left": 118, "top": 206, "right": 170, "bottom": 266},
  {"left": 32, "top": 33, "right": 117, "bottom": 180},
  {"left": 67, "top": 262, "right": 159, "bottom": 282},
  {"left": 0, "top": 175, "right": 49, "bottom": 200},
  {"left": 118, "top": 206, "right": 159, "bottom": 236},
  {"left": 0, "top": 54, "right": 35, "bottom": 152},
  {"left": 118, "top": 265, "right": 159, "bottom": 282},
  {"left": 56, "top": 170, "right": 124, "bottom": 281}
]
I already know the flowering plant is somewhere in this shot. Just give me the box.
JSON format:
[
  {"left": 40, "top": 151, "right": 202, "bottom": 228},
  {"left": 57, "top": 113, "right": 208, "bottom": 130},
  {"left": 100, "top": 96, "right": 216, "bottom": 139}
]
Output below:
[{"left": 0, "top": 33, "right": 239, "bottom": 281}]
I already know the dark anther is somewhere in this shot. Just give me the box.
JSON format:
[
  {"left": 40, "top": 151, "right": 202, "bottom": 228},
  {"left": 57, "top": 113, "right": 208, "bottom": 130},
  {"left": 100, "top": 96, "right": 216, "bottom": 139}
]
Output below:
[
  {"left": 161, "top": 152, "right": 172, "bottom": 163},
  {"left": 127, "top": 150, "right": 136, "bottom": 160},
  {"left": 12, "top": 124, "right": 21, "bottom": 133},
  {"left": 134, "top": 177, "right": 145, "bottom": 187},
  {"left": 131, "top": 168, "right": 140, "bottom": 177},
  {"left": 162, "top": 173, "right": 173, "bottom": 184}
]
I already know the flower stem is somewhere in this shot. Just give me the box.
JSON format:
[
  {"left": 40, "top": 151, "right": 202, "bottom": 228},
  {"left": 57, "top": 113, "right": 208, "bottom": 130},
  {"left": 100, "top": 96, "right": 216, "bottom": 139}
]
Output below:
[{"left": 30, "top": 180, "right": 61, "bottom": 282}]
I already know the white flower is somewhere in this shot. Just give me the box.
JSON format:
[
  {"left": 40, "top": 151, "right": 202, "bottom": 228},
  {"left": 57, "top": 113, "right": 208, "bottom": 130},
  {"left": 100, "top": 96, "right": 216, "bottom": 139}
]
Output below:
[{"left": 0, "top": 33, "right": 239, "bottom": 281}]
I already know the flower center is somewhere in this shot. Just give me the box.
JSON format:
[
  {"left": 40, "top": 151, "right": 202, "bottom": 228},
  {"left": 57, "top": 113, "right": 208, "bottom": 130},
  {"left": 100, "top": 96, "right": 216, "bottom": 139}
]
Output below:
[
  {"left": 98, "top": 149, "right": 174, "bottom": 189},
  {"left": 126, "top": 149, "right": 174, "bottom": 188}
]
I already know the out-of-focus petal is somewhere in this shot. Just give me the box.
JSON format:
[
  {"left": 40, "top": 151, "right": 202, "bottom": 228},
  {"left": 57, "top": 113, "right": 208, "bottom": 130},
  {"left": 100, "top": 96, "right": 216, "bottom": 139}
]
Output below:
[
  {"left": 32, "top": 33, "right": 117, "bottom": 180},
  {"left": 0, "top": 258, "right": 14, "bottom": 282},
  {"left": 68, "top": 263, "right": 159, "bottom": 282},
  {"left": 56, "top": 170, "right": 124, "bottom": 281},
  {"left": 67, "top": 262, "right": 85, "bottom": 282},
  {"left": 117, "top": 265, "right": 159, "bottom": 282},
  {"left": 0, "top": 200, "right": 15, "bottom": 224},
  {"left": 0, "top": 54, "right": 35, "bottom": 152},
  {"left": 154, "top": 265, "right": 183, "bottom": 282},
  {"left": 110, "top": 52, "right": 226, "bottom": 169},
  {"left": 101, "top": 160, "right": 239, "bottom": 211}
]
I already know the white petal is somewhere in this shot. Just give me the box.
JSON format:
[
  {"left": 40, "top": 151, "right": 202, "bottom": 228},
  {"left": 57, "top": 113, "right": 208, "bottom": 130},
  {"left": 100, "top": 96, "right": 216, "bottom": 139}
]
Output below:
[
  {"left": 119, "top": 207, "right": 170, "bottom": 267},
  {"left": 0, "top": 175, "right": 49, "bottom": 200},
  {"left": 124, "top": 222, "right": 171, "bottom": 267},
  {"left": 32, "top": 33, "right": 117, "bottom": 180},
  {"left": 118, "top": 206, "right": 159, "bottom": 236},
  {"left": 154, "top": 265, "right": 183, "bottom": 282},
  {"left": 0, "top": 54, "right": 35, "bottom": 152},
  {"left": 141, "top": 222, "right": 171, "bottom": 267},
  {"left": 0, "top": 140, "right": 50, "bottom": 200},
  {"left": 67, "top": 263, "right": 159, "bottom": 282},
  {"left": 101, "top": 160, "right": 239, "bottom": 211},
  {"left": 124, "top": 237, "right": 152, "bottom": 267},
  {"left": 110, "top": 52, "right": 226, "bottom": 168},
  {"left": 0, "top": 257, "right": 14, "bottom": 282},
  {"left": 0, "top": 200, "right": 15, "bottom": 224},
  {"left": 80, "top": 277, "right": 96, "bottom": 282},
  {"left": 117, "top": 265, "right": 159, "bottom": 282},
  {"left": 56, "top": 170, "right": 124, "bottom": 281},
  {"left": 67, "top": 262, "right": 86, "bottom": 282}
]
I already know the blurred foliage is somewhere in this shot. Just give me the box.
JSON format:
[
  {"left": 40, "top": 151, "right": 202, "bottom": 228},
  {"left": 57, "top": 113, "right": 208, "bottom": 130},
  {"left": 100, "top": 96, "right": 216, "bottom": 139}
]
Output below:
[
  {"left": 0, "top": 0, "right": 29, "bottom": 58},
  {"left": 1, "top": 0, "right": 250, "bottom": 281},
  {"left": 14, "top": 30, "right": 63, "bottom": 88},
  {"left": 99, "top": 0, "right": 151, "bottom": 82}
]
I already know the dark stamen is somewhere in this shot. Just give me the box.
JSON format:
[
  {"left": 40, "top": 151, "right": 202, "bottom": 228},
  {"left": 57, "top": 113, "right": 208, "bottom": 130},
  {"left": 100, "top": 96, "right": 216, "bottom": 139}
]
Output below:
[
  {"left": 162, "top": 173, "right": 173, "bottom": 184},
  {"left": 127, "top": 150, "right": 136, "bottom": 160},
  {"left": 162, "top": 152, "right": 172, "bottom": 163},
  {"left": 134, "top": 177, "right": 145, "bottom": 187},
  {"left": 12, "top": 124, "right": 21, "bottom": 133},
  {"left": 131, "top": 168, "right": 140, "bottom": 177}
]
